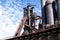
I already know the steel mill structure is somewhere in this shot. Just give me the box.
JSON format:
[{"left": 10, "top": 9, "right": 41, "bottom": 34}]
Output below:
[{"left": 6, "top": 0, "right": 60, "bottom": 40}]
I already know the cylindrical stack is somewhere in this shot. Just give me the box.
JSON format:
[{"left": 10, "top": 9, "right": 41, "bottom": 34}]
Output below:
[
  {"left": 41, "top": 0, "right": 48, "bottom": 39},
  {"left": 46, "top": 0, "right": 57, "bottom": 40},
  {"left": 41, "top": 0, "right": 46, "bottom": 24},
  {"left": 46, "top": 0, "right": 54, "bottom": 25}
]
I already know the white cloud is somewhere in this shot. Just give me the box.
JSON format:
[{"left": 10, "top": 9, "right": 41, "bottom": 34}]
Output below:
[
  {"left": 0, "top": 5, "right": 3, "bottom": 15},
  {"left": 0, "top": 0, "right": 23, "bottom": 39}
]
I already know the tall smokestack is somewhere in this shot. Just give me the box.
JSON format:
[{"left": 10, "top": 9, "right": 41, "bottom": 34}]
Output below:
[
  {"left": 46, "top": 0, "right": 54, "bottom": 25},
  {"left": 41, "top": 0, "right": 47, "bottom": 24}
]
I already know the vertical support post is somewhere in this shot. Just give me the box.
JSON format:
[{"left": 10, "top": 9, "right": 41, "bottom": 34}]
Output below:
[
  {"left": 27, "top": 5, "right": 31, "bottom": 26},
  {"left": 27, "top": 5, "right": 33, "bottom": 33}
]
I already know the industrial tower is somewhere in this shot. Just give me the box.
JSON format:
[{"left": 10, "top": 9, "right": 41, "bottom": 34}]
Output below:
[{"left": 6, "top": 0, "right": 60, "bottom": 40}]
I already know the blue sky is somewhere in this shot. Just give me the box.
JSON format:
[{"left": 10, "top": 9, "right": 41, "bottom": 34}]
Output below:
[
  {"left": 0, "top": 0, "right": 41, "bottom": 39},
  {"left": 21, "top": 0, "right": 41, "bottom": 16}
]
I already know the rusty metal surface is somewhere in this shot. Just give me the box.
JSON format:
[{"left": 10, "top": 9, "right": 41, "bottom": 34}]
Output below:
[
  {"left": 6, "top": 26, "right": 60, "bottom": 40},
  {"left": 7, "top": 0, "right": 60, "bottom": 40},
  {"left": 14, "top": 4, "right": 41, "bottom": 37},
  {"left": 14, "top": 16, "right": 27, "bottom": 37}
]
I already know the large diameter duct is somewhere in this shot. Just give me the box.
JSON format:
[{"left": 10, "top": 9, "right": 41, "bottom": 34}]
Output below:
[
  {"left": 57, "top": 0, "right": 60, "bottom": 20},
  {"left": 41, "top": 0, "right": 47, "bottom": 24},
  {"left": 46, "top": 0, "right": 54, "bottom": 25}
]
